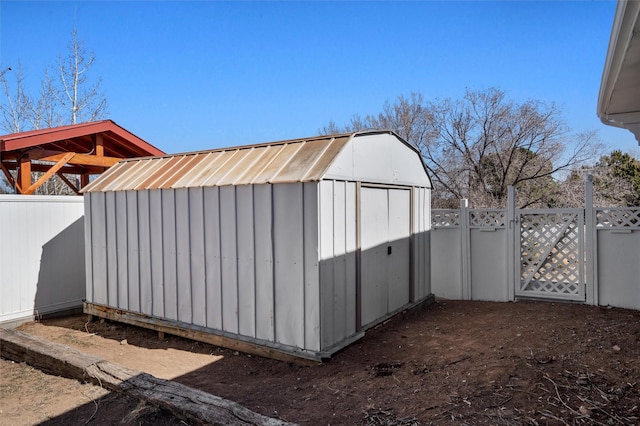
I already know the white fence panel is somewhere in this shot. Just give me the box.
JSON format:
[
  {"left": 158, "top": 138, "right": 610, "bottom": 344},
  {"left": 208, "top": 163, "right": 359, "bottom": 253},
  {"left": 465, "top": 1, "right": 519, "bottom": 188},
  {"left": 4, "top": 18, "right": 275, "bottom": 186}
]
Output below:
[
  {"left": 469, "top": 210, "right": 510, "bottom": 301},
  {"left": 431, "top": 209, "right": 463, "bottom": 299},
  {"left": 595, "top": 208, "right": 640, "bottom": 310},
  {"left": 0, "top": 195, "right": 85, "bottom": 326},
  {"left": 431, "top": 207, "right": 509, "bottom": 301},
  {"left": 431, "top": 182, "right": 640, "bottom": 311}
]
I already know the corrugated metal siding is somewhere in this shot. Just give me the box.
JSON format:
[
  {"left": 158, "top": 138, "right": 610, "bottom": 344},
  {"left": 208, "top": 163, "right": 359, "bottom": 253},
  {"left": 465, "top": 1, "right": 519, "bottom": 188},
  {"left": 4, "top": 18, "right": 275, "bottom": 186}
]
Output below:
[
  {"left": 85, "top": 183, "right": 322, "bottom": 351},
  {"left": 1, "top": 195, "right": 85, "bottom": 324},
  {"left": 137, "top": 191, "right": 153, "bottom": 316},
  {"left": 82, "top": 136, "right": 352, "bottom": 192},
  {"left": 318, "top": 180, "right": 358, "bottom": 349},
  {"left": 413, "top": 186, "right": 431, "bottom": 301},
  {"left": 253, "top": 184, "right": 275, "bottom": 341}
]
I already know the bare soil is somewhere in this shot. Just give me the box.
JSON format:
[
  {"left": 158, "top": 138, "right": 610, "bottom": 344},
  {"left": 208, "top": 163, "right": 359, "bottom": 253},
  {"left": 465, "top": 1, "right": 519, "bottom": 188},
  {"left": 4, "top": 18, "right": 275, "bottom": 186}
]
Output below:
[
  {"left": 0, "top": 359, "right": 181, "bottom": 425},
  {"left": 5, "top": 299, "right": 640, "bottom": 425}
]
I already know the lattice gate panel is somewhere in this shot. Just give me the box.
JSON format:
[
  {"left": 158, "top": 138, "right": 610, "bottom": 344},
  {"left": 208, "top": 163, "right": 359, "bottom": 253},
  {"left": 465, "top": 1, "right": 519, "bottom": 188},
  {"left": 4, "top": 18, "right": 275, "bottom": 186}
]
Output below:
[{"left": 517, "top": 210, "right": 585, "bottom": 301}]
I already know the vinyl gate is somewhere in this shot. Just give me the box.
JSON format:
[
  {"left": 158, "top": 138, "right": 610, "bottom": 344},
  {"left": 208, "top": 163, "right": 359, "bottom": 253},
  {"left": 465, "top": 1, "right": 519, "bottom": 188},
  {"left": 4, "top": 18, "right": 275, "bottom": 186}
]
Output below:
[
  {"left": 516, "top": 209, "right": 585, "bottom": 301},
  {"left": 431, "top": 178, "right": 640, "bottom": 310}
]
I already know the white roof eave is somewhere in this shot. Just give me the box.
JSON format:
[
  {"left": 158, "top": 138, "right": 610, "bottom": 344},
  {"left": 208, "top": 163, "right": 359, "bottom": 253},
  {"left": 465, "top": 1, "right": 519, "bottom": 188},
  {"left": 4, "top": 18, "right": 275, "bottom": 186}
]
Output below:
[{"left": 598, "top": 0, "right": 640, "bottom": 144}]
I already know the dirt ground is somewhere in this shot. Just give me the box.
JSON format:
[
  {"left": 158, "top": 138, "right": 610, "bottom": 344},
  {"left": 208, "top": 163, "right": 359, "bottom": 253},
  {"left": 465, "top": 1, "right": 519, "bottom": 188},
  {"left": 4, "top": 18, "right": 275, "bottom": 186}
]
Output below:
[
  {"left": 4, "top": 299, "right": 640, "bottom": 425},
  {"left": 0, "top": 359, "right": 182, "bottom": 425}
]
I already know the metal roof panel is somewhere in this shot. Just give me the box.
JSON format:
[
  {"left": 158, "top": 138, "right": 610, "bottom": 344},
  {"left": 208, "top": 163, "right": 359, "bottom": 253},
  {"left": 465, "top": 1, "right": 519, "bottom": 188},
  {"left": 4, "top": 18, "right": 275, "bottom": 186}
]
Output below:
[
  {"left": 151, "top": 156, "right": 196, "bottom": 189},
  {"left": 85, "top": 161, "right": 138, "bottom": 192},
  {"left": 169, "top": 152, "right": 216, "bottom": 188},
  {"left": 134, "top": 157, "right": 182, "bottom": 190},
  {"left": 233, "top": 145, "right": 279, "bottom": 184},
  {"left": 199, "top": 150, "right": 245, "bottom": 187},
  {"left": 215, "top": 148, "right": 261, "bottom": 186},
  {"left": 108, "top": 158, "right": 170, "bottom": 191},
  {"left": 161, "top": 154, "right": 209, "bottom": 188},
  {"left": 129, "top": 158, "right": 174, "bottom": 190},
  {"left": 84, "top": 132, "right": 419, "bottom": 192},
  {"left": 274, "top": 141, "right": 327, "bottom": 182},
  {"left": 252, "top": 143, "right": 304, "bottom": 184},
  {"left": 302, "top": 136, "right": 351, "bottom": 180}
]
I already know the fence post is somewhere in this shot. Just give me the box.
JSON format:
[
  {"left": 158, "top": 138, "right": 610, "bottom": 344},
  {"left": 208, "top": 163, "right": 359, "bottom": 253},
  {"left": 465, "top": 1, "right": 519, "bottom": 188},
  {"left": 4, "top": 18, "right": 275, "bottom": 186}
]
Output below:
[
  {"left": 507, "top": 186, "right": 516, "bottom": 301},
  {"left": 585, "top": 174, "right": 596, "bottom": 306},
  {"left": 460, "top": 199, "right": 471, "bottom": 300}
]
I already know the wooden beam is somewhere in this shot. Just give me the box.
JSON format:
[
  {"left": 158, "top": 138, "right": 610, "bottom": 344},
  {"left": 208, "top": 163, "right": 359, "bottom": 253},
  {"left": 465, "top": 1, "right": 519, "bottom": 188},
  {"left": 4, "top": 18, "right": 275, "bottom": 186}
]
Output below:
[
  {"left": 0, "top": 151, "right": 20, "bottom": 160},
  {"left": 49, "top": 152, "right": 119, "bottom": 167},
  {"left": 96, "top": 133, "right": 104, "bottom": 156},
  {"left": 24, "top": 152, "right": 75, "bottom": 195},
  {"left": 1, "top": 161, "right": 105, "bottom": 175},
  {"left": 56, "top": 172, "right": 81, "bottom": 195},
  {"left": 80, "top": 173, "right": 90, "bottom": 188},
  {"left": 18, "top": 157, "right": 31, "bottom": 194},
  {"left": 29, "top": 149, "right": 121, "bottom": 168}
]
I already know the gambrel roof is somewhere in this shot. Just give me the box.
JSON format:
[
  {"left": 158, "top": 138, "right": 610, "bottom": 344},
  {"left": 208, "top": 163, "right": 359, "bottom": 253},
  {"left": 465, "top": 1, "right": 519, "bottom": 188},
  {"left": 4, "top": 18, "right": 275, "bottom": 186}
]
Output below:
[{"left": 82, "top": 131, "right": 432, "bottom": 193}]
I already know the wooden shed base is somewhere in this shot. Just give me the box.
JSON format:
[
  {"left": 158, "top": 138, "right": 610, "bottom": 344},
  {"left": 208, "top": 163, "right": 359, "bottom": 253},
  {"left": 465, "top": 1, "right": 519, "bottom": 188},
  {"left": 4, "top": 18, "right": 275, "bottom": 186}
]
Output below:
[
  {"left": 83, "top": 295, "right": 434, "bottom": 365},
  {"left": 83, "top": 303, "right": 328, "bottom": 366}
]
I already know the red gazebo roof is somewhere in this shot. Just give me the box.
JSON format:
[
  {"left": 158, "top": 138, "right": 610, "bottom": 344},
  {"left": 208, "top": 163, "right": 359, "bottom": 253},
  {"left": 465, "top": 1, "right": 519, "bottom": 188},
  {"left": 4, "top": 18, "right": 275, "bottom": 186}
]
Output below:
[{"left": 0, "top": 120, "right": 165, "bottom": 194}]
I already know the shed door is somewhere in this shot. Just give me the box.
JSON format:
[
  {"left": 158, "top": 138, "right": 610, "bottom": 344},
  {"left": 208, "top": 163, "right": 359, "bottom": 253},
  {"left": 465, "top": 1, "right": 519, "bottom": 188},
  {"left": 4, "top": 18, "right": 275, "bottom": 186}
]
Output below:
[{"left": 360, "top": 187, "right": 411, "bottom": 328}]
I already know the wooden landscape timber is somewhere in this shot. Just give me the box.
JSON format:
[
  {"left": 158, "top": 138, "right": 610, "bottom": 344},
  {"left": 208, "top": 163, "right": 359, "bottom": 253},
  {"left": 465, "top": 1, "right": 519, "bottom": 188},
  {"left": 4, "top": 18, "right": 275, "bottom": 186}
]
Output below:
[{"left": 0, "top": 328, "right": 296, "bottom": 426}]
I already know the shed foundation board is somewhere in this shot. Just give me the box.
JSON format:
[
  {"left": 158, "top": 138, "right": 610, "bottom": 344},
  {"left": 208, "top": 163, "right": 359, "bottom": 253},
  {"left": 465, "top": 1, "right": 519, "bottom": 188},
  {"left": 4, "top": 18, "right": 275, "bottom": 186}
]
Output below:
[{"left": 84, "top": 303, "right": 327, "bottom": 365}]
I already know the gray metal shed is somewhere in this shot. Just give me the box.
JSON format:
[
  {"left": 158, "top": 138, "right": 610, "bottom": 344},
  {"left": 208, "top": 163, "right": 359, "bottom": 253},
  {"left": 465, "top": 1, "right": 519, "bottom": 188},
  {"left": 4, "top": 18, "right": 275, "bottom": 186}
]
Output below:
[{"left": 82, "top": 131, "right": 433, "bottom": 361}]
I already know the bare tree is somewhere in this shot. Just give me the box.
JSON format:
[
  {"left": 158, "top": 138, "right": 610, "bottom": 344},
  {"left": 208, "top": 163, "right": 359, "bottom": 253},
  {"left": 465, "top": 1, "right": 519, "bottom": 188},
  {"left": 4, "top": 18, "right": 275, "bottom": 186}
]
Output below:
[
  {"left": 322, "top": 88, "right": 599, "bottom": 208},
  {"left": 28, "top": 68, "right": 63, "bottom": 130},
  {"left": 320, "top": 92, "right": 433, "bottom": 147},
  {"left": 0, "top": 64, "right": 29, "bottom": 193},
  {"left": 57, "top": 28, "right": 107, "bottom": 124},
  {"left": 0, "top": 63, "right": 30, "bottom": 133},
  {"left": 0, "top": 29, "right": 108, "bottom": 194}
]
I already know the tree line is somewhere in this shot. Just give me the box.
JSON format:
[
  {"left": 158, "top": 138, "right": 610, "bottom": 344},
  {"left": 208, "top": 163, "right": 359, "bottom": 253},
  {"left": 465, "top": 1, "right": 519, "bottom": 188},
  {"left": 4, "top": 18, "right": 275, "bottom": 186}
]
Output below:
[{"left": 321, "top": 89, "right": 640, "bottom": 208}]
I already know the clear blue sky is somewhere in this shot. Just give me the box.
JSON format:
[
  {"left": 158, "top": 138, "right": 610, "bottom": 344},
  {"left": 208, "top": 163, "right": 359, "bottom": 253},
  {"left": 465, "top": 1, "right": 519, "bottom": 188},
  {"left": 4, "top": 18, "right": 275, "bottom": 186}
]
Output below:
[{"left": 1, "top": 0, "right": 637, "bottom": 155}]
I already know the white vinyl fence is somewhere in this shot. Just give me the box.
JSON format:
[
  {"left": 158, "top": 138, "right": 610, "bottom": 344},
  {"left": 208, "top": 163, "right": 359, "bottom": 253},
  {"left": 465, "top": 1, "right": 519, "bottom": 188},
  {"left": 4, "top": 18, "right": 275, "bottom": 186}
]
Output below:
[
  {"left": 431, "top": 179, "right": 640, "bottom": 310},
  {"left": 0, "top": 195, "right": 85, "bottom": 326}
]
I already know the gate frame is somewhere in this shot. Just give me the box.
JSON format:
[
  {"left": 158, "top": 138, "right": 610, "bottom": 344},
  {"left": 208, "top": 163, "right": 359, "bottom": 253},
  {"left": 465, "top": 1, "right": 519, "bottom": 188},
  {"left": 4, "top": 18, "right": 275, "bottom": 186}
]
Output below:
[
  {"left": 507, "top": 179, "right": 596, "bottom": 304},
  {"left": 514, "top": 208, "right": 586, "bottom": 301},
  {"left": 585, "top": 175, "right": 596, "bottom": 306}
]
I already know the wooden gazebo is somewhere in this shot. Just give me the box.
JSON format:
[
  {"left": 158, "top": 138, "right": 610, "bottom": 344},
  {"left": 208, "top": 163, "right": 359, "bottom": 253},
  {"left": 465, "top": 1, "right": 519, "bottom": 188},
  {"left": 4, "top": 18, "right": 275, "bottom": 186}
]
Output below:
[{"left": 0, "top": 120, "right": 165, "bottom": 194}]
